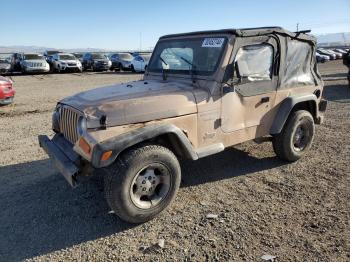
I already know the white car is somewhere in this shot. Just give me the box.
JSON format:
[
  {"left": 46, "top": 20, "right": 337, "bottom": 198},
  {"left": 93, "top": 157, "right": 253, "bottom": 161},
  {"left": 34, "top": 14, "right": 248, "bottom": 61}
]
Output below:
[
  {"left": 131, "top": 54, "right": 151, "bottom": 72},
  {"left": 20, "top": 53, "right": 50, "bottom": 73},
  {"left": 52, "top": 53, "right": 83, "bottom": 73}
]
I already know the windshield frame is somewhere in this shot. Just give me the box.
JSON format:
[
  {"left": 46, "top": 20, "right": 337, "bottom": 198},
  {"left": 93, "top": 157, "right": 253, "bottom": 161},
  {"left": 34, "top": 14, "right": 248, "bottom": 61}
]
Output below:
[{"left": 147, "top": 36, "right": 228, "bottom": 77}]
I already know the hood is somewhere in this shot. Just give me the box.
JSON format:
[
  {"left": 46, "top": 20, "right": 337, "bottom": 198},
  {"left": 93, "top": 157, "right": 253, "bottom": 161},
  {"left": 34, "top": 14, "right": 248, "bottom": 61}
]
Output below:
[
  {"left": 60, "top": 80, "right": 197, "bottom": 128},
  {"left": 0, "top": 62, "right": 10, "bottom": 69},
  {"left": 60, "top": 59, "right": 78, "bottom": 63},
  {"left": 23, "top": 59, "right": 46, "bottom": 63},
  {"left": 94, "top": 59, "right": 109, "bottom": 62}
]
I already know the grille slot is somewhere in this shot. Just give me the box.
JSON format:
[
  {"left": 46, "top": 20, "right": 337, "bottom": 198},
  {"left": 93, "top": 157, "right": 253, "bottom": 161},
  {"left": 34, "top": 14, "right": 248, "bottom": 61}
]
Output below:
[{"left": 59, "top": 106, "right": 81, "bottom": 144}]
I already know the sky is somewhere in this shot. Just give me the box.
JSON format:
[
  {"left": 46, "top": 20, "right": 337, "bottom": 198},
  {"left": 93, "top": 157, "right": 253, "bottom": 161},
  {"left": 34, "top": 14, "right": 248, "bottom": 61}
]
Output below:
[{"left": 1, "top": 0, "right": 350, "bottom": 50}]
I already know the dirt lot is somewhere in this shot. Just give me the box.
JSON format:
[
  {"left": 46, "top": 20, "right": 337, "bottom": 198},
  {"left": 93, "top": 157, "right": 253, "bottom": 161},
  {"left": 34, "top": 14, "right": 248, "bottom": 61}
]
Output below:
[{"left": 0, "top": 62, "right": 349, "bottom": 261}]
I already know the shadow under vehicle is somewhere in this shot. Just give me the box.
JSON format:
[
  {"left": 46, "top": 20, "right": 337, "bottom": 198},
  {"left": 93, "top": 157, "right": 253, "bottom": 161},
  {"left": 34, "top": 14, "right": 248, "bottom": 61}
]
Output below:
[{"left": 39, "top": 27, "right": 327, "bottom": 224}]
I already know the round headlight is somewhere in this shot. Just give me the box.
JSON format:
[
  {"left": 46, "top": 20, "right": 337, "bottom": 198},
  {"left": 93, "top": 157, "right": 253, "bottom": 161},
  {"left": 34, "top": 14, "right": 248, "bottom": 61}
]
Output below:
[{"left": 77, "top": 116, "right": 87, "bottom": 136}]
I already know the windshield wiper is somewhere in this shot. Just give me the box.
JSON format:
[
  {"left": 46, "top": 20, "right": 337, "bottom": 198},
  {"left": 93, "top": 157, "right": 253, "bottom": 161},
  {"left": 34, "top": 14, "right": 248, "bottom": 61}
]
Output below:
[
  {"left": 159, "top": 56, "right": 168, "bottom": 81},
  {"left": 180, "top": 57, "right": 197, "bottom": 83}
]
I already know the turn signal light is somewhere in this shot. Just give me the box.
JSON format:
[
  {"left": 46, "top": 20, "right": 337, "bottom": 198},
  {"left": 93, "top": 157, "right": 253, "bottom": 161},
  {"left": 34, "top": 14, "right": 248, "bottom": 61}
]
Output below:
[
  {"left": 79, "top": 137, "right": 91, "bottom": 154},
  {"left": 101, "top": 150, "right": 113, "bottom": 161}
]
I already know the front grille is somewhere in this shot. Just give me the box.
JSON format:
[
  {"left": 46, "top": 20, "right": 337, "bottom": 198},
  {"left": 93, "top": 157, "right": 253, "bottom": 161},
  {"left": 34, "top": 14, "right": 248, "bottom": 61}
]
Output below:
[
  {"left": 29, "top": 62, "right": 43, "bottom": 67},
  {"left": 68, "top": 63, "right": 76, "bottom": 66},
  {"left": 59, "top": 106, "right": 81, "bottom": 144}
]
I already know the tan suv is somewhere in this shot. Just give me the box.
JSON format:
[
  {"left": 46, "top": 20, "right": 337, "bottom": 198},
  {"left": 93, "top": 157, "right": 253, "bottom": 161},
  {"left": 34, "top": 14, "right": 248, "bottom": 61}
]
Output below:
[{"left": 39, "top": 27, "right": 327, "bottom": 223}]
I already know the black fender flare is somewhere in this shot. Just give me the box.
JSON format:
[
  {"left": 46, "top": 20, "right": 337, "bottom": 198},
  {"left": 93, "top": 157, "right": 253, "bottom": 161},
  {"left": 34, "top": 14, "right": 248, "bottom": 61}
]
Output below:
[
  {"left": 270, "top": 94, "right": 318, "bottom": 135},
  {"left": 91, "top": 124, "right": 198, "bottom": 168}
]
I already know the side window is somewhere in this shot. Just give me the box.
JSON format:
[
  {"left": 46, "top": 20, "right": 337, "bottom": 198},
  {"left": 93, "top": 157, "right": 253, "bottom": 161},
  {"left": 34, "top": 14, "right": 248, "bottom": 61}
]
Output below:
[
  {"left": 281, "top": 40, "right": 314, "bottom": 88},
  {"left": 234, "top": 44, "right": 273, "bottom": 82}
]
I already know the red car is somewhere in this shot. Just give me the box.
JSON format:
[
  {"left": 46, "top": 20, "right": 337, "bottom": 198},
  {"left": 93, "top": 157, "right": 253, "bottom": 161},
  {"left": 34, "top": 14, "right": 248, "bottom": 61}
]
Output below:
[{"left": 0, "top": 76, "right": 15, "bottom": 105}]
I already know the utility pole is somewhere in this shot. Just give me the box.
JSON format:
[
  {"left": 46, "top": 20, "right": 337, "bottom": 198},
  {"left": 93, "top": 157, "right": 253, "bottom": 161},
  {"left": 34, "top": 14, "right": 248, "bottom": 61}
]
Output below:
[{"left": 296, "top": 23, "right": 299, "bottom": 32}]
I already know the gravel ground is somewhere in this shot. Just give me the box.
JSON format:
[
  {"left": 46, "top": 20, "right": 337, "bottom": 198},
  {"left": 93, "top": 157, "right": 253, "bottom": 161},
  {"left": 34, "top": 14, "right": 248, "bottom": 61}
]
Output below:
[{"left": 0, "top": 62, "right": 349, "bottom": 261}]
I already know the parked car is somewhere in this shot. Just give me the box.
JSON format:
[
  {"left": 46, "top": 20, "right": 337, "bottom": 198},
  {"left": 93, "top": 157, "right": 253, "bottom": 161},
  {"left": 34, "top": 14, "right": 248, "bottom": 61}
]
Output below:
[
  {"left": 110, "top": 53, "right": 134, "bottom": 71},
  {"left": 334, "top": 48, "right": 347, "bottom": 55},
  {"left": 0, "top": 76, "right": 15, "bottom": 105},
  {"left": 131, "top": 54, "right": 151, "bottom": 72},
  {"left": 39, "top": 27, "right": 327, "bottom": 224},
  {"left": 51, "top": 53, "right": 82, "bottom": 73},
  {"left": 325, "top": 49, "right": 342, "bottom": 59},
  {"left": 317, "top": 49, "right": 336, "bottom": 60},
  {"left": 82, "top": 53, "right": 111, "bottom": 71},
  {"left": 316, "top": 52, "right": 330, "bottom": 63},
  {"left": 20, "top": 53, "right": 50, "bottom": 73},
  {"left": 0, "top": 53, "right": 13, "bottom": 73}
]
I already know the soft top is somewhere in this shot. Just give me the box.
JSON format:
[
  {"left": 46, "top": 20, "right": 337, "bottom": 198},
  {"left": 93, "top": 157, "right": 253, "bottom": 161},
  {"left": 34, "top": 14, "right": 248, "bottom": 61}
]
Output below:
[{"left": 160, "top": 27, "right": 316, "bottom": 43}]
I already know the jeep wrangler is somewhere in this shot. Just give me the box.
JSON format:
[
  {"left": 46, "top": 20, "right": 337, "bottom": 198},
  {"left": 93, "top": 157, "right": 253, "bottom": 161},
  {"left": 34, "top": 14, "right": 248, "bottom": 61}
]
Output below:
[{"left": 39, "top": 27, "right": 327, "bottom": 223}]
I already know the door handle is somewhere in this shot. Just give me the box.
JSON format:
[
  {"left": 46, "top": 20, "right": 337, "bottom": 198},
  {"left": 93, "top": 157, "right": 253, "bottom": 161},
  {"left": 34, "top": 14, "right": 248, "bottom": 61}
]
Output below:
[{"left": 261, "top": 97, "right": 270, "bottom": 103}]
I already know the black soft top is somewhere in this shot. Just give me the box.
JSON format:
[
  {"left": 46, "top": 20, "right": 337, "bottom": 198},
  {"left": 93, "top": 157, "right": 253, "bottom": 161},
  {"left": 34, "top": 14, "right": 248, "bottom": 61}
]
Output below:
[{"left": 160, "top": 27, "right": 316, "bottom": 43}]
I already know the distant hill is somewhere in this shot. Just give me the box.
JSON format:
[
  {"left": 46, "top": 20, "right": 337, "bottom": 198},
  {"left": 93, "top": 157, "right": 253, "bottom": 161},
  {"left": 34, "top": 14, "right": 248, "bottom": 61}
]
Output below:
[
  {"left": 0, "top": 46, "right": 108, "bottom": 53},
  {"left": 0, "top": 32, "right": 349, "bottom": 53},
  {"left": 316, "top": 32, "right": 350, "bottom": 46}
]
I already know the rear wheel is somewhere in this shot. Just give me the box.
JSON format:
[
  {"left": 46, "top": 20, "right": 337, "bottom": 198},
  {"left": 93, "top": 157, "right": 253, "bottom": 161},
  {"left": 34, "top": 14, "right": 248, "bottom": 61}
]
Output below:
[
  {"left": 272, "top": 110, "right": 315, "bottom": 162},
  {"left": 104, "top": 144, "right": 181, "bottom": 223}
]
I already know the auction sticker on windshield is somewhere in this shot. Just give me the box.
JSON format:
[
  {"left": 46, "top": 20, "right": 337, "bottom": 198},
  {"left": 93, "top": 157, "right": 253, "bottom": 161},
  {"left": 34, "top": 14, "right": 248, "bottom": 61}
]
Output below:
[{"left": 202, "top": 38, "right": 225, "bottom": 48}]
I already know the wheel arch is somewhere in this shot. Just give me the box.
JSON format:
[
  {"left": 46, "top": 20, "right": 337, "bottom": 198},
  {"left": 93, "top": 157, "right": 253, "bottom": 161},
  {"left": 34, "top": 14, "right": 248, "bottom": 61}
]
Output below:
[
  {"left": 92, "top": 124, "right": 198, "bottom": 168},
  {"left": 270, "top": 94, "right": 318, "bottom": 135}
]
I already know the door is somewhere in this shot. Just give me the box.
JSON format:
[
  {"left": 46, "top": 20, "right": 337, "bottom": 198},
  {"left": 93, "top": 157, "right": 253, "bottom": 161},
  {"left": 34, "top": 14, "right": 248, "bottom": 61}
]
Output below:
[{"left": 221, "top": 36, "right": 279, "bottom": 133}]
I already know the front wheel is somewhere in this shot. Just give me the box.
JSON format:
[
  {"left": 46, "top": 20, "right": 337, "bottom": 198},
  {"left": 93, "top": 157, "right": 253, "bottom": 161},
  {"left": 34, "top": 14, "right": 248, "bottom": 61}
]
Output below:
[
  {"left": 104, "top": 144, "right": 181, "bottom": 223},
  {"left": 272, "top": 110, "right": 315, "bottom": 162}
]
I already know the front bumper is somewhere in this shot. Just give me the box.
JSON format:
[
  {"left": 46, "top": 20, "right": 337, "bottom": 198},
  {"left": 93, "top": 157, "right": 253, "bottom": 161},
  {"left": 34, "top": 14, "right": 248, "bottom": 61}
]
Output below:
[
  {"left": 0, "top": 96, "right": 14, "bottom": 105},
  {"left": 24, "top": 67, "right": 50, "bottom": 73},
  {"left": 61, "top": 65, "right": 82, "bottom": 72},
  {"left": 38, "top": 134, "right": 80, "bottom": 187}
]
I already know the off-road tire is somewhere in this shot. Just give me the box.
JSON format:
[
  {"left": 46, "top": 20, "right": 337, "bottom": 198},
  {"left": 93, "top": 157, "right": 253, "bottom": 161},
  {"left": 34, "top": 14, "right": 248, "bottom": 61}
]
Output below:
[
  {"left": 104, "top": 144, "right": 181, "bottom": 223},
  {"left": 272, "top": 110, "right": 315, "bottom": 162}
]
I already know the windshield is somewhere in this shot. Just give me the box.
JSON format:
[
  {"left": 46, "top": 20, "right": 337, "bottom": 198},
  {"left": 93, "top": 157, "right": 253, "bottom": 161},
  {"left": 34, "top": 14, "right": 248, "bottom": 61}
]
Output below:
[
  {"left": 91, "top": 53, "right": 105, "bottom": 59},
  {"left": 24, "top": 54, "right": 45, "bottom": 60},
  {"left": 46, "top": 51, "right": 60, "bottom": 55},
  {"left": 58, "top": 54, "right": 76, "bottom": 60},
  {"left": 0, "top": 54, "right": 12, "bottom": 63},
  {"left": 119, "top": 53, "right": 133, "bottom": 60},
  {"left": 148, "top": 37, "right": 227, "bottom": 75},
  {"left": 74, "top": 53, "right": 83, "bottom": 58}
]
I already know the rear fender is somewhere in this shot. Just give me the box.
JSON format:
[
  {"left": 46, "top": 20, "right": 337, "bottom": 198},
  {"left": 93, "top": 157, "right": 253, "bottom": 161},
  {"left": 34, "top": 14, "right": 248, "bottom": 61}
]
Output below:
[{"left": 270, "top": 94, "right": 318, "bottom": 135}]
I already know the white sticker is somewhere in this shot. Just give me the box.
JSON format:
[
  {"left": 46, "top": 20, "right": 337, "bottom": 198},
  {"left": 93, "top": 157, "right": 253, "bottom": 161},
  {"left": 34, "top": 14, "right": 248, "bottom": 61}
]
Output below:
[{"left": 202, "top": 38, "right": 225, "bottom": 48}]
